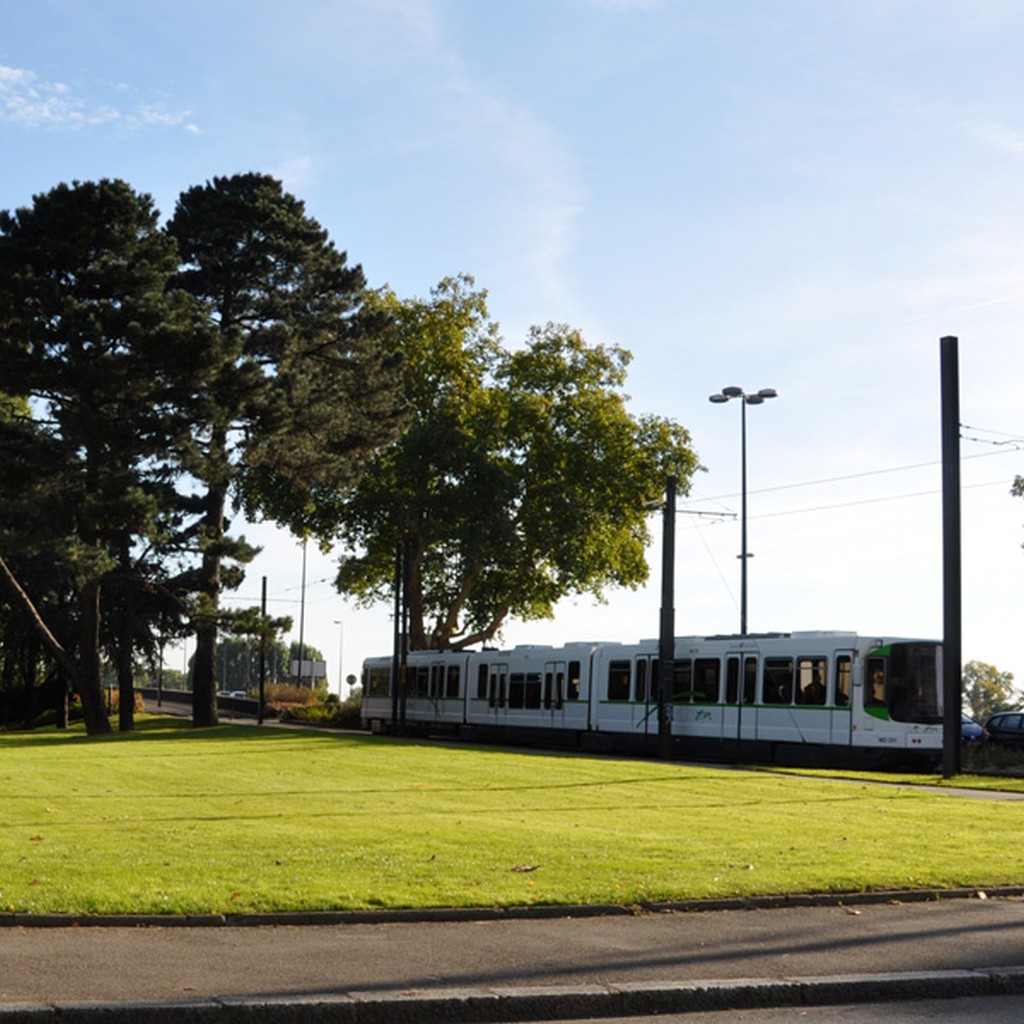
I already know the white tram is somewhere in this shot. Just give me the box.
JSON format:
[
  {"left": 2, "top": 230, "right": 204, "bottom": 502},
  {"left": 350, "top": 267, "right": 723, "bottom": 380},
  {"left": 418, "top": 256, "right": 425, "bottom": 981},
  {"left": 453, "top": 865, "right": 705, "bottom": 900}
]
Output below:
[{"left": 361, "top": 631, "right": 943, "bottom": 767}]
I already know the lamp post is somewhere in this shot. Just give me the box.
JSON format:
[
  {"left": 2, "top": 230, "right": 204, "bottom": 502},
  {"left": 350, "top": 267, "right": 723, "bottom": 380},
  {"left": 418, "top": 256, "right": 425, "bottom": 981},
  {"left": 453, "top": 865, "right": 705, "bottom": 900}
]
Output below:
[
  {"left": 708, "top": 386, "right": 778, "bottom": 636},
  {"left": 334, "top": 619, "right": 344, "bottom": 698}
]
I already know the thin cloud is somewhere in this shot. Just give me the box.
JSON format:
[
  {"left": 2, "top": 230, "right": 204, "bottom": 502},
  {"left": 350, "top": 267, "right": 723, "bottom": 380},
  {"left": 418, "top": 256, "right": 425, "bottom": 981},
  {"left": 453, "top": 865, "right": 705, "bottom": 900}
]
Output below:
[
  {"left": 0, "top": 63, "right": 194, "bottom": 132},
  {"left": 576, "top": 0, "right": 665, "bottom": 10},
  {"left": 959, "top": 118, "right": 1024, "bottom": 156}
]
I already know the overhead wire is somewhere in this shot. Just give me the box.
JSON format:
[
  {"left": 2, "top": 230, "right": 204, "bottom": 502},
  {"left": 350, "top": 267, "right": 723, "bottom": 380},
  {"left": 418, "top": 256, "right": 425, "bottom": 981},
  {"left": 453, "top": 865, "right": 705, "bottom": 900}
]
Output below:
[{"left": 679, "top": 424, "right": 1024, "bottom": 525}]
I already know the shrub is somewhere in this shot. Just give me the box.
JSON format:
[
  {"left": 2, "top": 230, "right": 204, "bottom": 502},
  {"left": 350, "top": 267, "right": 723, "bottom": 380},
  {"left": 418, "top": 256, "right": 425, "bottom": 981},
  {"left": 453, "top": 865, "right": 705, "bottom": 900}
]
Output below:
[
  {"left": 277, "top": 691, "right": 362, "bottom": 729},
  {"left": 963, "top": 741, "right": 1024, "bottom": 776},
  {"left": 263, "top": 683, "right": 319, "bottom": 706}
]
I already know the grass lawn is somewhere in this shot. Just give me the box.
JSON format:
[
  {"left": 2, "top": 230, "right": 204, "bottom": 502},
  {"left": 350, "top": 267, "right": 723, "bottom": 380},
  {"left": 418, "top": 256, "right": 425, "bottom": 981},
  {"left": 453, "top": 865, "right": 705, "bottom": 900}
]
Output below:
[{"left": 2, "top": 716, "right": 1023, "bottom": 916}]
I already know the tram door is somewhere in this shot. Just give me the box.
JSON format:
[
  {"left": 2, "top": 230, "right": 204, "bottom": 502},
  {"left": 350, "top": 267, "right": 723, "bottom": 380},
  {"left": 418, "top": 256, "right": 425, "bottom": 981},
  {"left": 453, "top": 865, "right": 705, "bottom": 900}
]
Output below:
[
  {"left": 543, "top": 660, "right": 568, "bottom": 730},
  {"left": 829, "top": 651, "right": 855, "bottom": 747},
  {"left": 486, "top": 662, "right": 509, "bottom": 725},
  {"left": 634, "top": 655, "right": 657, "bottom": 737},
  {"left": 724, "top": 653, "right": 759, "bottom": 743}
]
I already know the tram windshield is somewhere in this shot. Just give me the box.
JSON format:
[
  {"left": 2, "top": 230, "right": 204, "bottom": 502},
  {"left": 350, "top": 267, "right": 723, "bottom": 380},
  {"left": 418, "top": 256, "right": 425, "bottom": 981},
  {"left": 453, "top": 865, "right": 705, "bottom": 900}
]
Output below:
[{"left": 866, "top": 642, "right": 942, "bottom": 723}]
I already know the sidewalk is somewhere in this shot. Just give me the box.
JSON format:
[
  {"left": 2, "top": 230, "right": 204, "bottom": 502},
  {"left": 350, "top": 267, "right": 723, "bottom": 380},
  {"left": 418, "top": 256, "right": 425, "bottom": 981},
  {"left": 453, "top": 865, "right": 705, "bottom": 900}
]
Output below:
[{"left": 2, "top": 891, "right": 1024, "bottom": 1020}]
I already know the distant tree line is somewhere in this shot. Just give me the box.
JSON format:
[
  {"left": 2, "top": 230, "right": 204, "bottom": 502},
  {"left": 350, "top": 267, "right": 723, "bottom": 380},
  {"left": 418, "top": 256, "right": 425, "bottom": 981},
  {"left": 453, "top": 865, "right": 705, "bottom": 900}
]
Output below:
[
  {"left": 170, "top": 638, "right": 327, "bottom": 694},
  {"left": 0, "top": 175, "right": 698, "bottom": 737}
]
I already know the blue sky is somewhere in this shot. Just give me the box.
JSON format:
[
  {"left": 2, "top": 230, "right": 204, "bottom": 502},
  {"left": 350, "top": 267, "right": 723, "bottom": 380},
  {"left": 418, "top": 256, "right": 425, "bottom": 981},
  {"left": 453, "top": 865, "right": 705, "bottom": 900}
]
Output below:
[{"left": 3, "top": 0, "right": 1024, "bottom": 694}]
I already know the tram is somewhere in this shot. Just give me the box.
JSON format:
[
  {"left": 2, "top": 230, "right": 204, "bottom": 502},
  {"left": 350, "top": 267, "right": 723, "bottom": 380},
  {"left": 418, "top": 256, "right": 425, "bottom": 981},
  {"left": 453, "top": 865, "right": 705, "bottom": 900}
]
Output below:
[{"left": 361, "top": 631, "right": 943, "bottom": 767}]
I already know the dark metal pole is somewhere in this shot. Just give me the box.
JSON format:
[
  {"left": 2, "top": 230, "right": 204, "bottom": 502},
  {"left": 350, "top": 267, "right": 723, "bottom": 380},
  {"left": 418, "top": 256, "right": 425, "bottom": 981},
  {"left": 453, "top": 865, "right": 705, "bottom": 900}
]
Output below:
[
  {"left": 391, "top": 544, "right": 401, "bottom": 732},
  {"left": 400, "top": 536, "right": 411, "bottom": 733},
  {"left": 739, "top": 399, "right": 749, "bottom": 637},
  {"left": 258, "top": 576, "right": 267, "bottom": 725},
  {"left": 940, "top": 336, "right": 962, "bottom": 778},
  {"left": 658, "top": 476, "right": 676, "bottom": 759}
]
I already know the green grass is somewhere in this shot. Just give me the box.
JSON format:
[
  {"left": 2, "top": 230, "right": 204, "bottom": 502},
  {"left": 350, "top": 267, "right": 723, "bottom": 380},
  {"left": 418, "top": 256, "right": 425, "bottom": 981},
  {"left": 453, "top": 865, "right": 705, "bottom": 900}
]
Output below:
[{"left": 2, "top": 717, "right": 1023, "bottom": 916}]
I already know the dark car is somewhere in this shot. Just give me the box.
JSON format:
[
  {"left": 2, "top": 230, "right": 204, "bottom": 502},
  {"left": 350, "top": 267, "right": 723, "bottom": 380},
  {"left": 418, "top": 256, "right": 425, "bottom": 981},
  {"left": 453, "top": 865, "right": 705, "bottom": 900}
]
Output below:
[
  {"left": 961, "top": 714, "right": 985, "bottom": 743},
  {"left": 983, "top": 712, "right": 1024, "bottom": 747}
]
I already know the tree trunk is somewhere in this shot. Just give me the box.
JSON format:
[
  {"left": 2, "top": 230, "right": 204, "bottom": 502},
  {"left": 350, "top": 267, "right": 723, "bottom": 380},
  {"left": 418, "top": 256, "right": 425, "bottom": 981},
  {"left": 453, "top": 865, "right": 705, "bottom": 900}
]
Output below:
[
  {"left": 0, "top": 552, "right": 111, "bottom": 735},
  {"left": 191, "top": 472, "right": 227, "bottom": 728},
  {"left": 77, "top": 579, "right": 112, "bottom": 736},
  {"left": 116, "top": 640, "right": 134, "bottom": 732},
  {"left": 116, "top": 552, "right": 136, "bottom": 732}
]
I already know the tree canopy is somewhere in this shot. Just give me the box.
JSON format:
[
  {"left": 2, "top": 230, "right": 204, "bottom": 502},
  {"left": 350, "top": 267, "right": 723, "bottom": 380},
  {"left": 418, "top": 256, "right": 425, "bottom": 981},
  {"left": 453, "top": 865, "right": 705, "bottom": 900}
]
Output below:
[
  {"left": 0, "top": 175, "right": 698, "bottom": 732},
  {"left": 332, "top": 275, "right": 700, "bottom": 651},
  {"left": 163, "top": 172, "right": 408, "bottom": 726},
  {"left": 0, "top": 179, "right": 198, "bottom": 733}
]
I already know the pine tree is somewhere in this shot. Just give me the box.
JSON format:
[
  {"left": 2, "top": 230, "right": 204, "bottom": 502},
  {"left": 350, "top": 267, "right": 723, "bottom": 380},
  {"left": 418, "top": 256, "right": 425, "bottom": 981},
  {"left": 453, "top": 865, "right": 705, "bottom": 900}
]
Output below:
[{"left": 166, "top": 173, "right": 407, "bottom": 726}]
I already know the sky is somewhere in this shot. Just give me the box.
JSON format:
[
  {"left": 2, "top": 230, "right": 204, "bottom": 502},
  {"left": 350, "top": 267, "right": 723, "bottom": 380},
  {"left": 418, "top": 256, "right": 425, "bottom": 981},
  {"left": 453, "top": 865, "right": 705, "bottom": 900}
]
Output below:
[{"left": 3, "top": 0, "right": 1024, "bottom": 698}]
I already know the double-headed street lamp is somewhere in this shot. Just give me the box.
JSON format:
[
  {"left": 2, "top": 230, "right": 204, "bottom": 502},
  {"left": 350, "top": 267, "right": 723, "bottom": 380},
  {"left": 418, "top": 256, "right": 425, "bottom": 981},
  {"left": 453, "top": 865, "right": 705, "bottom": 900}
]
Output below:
[{"left": 709, "top": 386, "right": 778, "bottom": 636}]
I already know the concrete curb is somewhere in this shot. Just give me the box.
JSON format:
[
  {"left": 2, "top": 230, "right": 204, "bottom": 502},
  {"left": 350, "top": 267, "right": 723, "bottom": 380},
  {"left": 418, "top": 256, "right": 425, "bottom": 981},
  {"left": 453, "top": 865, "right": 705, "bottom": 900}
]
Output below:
[
  {"left": 2, "top": 967, "right": 1024, "bottom": 1021},
  {"left": 2, "top": 884, "right": 1021, "bottom": 928}
]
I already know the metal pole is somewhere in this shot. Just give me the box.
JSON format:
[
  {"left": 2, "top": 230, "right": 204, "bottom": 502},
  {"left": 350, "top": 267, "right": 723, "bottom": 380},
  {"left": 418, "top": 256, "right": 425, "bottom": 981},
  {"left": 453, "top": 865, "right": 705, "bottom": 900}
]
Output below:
[
  {"left": 658, "top": 475, "right": 677, "bottom": 759},
  {"left": 400, "top": 536, "right": 411, "bottom": 733},
  {"left": 297, "top": 538, "right": 307, "bottom": 689},
  {"left": 710, "top": 387, "right": 775, "bottom": 637},
  {"left": 739, "top": 399, "right": 749, "bottom": 637},
  {"left": 258, "top": 576, "right": 267, "bottom": 725},
  {"left": 940, "top": 336, "right": 962, "bottom": 778},
  {"left": 391, "top": 544, "right": 401, "bottom": 731}
]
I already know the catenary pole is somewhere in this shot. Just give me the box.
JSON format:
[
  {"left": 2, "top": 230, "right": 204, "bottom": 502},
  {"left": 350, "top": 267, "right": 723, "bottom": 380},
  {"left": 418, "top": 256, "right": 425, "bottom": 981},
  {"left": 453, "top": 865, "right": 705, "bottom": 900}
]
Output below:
[
  {"left": 940, "top": 336, "right": 962, "bottom": 778},
  {"left": 658, "top": 476, "right": 676, "bottom": 759}
]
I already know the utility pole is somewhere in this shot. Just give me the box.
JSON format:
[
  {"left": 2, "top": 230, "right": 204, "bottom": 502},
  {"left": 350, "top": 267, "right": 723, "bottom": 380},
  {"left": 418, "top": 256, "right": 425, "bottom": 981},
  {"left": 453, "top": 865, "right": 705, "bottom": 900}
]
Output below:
[
  {"left": 658, "top": 476, "right": 676, "bottom": 759},
  {"left": 940, "top": 336, "right": 962, "bottom": 778}
]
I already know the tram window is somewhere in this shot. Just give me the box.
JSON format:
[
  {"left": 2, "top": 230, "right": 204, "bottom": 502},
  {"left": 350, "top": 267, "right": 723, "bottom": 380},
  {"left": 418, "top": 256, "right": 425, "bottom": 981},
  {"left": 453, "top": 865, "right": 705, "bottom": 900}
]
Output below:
[
  {"left": 368, "top": 666, "right": 390, "bottom": 697},
  {"left": 415, "top": 665, "right": 430, "bottom": 697},
  {"left": 673, "top": 660, "right": 692, "bottom": 703},
  {"left": 525, "top": 672, "right": 541, "bottom": 709},
  {"left": 509, "top": 672, "right": 525, "bottom": 708},
  {"left": 888, "top": 642, "right": 941, "bottom": 722},
  {"left": 763, "top": 658, "right": 793, "bottom": 704},
  {"left": 796, "top": 658, "right": 827, "bottom": 705},
  {"left": 694, "top": 659, "right": 720, "bottom": 703},
  {"left": 835, "top": 656, "right": 851, "bottom": 706},
  {"left": 477, "top": 663, "right": 488, "bottom": 699},
  {"left": 543, "top": 672, "right": 553, "bottom": 709},
  {"left": 430, "top": 665, "right": 443, "bottom": 698},
  {"left": 489, "top": 669, "right": 507, "bottom": 708},
  {"left": 608, "top": 660, "right": 631, "bottom": 701},
  {"left": 446, "top": 664, "right": 460, "bottom": 698},
  {"left": 567, "top": 661, "right": 581, "bottom": 700},
  {"left": 865, "top": 657, "right": 886, "bottom": 707},
  {"left": 556, "top": 671, "right": 565, "bottom": 709},
  {"left": 726, "top": 657, "right": 739, "bottom": 704},
  {"left": 636, "top": 659, "right": 648, "bottom": 703}
]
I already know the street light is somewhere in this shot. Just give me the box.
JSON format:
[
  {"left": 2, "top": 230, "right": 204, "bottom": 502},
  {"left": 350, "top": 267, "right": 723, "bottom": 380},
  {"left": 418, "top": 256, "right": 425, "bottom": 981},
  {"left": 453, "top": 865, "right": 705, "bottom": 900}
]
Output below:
[{"left": 708, "top": 386, "right": 778, "bottom": 636}]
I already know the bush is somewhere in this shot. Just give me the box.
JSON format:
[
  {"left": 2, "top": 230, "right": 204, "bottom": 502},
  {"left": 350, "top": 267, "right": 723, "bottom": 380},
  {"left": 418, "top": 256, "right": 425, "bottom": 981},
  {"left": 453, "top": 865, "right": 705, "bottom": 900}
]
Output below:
[
  {"left": 277, "top": 691, "right": 362, "bottom": 729},
  {"left": 104, "top": 690, "right": 148, "bottom": 713},
  {"left": 963, "top": 741, "right": 1024, "bottom": 776},
  {"left": 263, "top": 683, "right": 319, "bottom": 706}
]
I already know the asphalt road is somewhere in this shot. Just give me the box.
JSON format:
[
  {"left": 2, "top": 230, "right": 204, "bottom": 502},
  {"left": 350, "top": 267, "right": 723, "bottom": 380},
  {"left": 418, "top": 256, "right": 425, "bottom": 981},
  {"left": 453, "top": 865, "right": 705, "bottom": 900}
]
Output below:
[{"left": 2, "top": 894, "right": 1024, "bottom": 1020}]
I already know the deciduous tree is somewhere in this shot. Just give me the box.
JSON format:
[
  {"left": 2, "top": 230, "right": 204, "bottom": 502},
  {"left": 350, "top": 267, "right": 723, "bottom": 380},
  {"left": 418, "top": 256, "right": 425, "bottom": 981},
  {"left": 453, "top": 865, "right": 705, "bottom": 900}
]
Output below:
[
  {"left": 963, "top": 660, "right": 1020, "bottom": 723},
  {"left": 333, "top": 276, "right": 699, "bottom": 650}
]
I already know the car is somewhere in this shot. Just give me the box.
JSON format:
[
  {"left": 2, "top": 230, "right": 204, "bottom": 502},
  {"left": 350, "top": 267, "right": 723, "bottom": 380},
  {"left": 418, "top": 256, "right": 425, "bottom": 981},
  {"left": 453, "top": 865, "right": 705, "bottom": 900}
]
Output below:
[
  {"left": 982, "top": 711, "right": 1024, "bottom": 747},
  {"left": 961, "top": 714, "right": 985, "bottom": 742}
]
